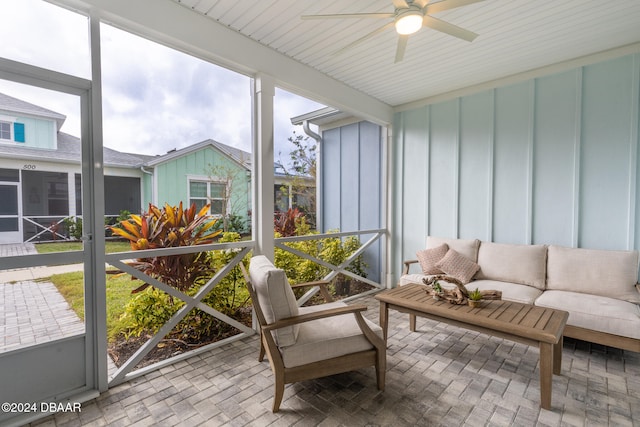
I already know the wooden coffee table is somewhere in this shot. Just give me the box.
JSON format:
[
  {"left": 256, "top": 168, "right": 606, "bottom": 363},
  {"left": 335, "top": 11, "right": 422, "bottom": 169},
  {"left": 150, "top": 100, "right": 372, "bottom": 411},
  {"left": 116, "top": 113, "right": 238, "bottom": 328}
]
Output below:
[{"left": 376, "top": 284, "right": 569, "bottom": 410}]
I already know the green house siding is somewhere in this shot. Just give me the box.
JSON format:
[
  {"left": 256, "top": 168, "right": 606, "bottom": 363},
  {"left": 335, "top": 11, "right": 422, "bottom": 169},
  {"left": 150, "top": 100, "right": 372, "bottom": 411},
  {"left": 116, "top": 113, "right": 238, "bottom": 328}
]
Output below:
[
  {"left": 142, "top": 173, "right": 153, "bottom": 207},
  {"left": 154, "top": 146, "right": 250, "bottom": 230}
]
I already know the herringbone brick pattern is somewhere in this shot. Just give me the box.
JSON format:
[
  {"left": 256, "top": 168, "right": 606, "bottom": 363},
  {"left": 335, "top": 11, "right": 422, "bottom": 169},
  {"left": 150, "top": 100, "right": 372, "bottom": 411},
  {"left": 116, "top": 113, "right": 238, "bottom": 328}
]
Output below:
[{"left": 31, "top": 294, "right": 640, "bottom": 426}]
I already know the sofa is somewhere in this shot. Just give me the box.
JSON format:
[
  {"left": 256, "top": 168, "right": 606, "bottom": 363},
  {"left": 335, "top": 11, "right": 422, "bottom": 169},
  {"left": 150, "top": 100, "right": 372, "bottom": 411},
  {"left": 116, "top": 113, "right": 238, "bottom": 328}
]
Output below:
[{"left": 401, "top": 236, "right": 640, "bottom": 352}]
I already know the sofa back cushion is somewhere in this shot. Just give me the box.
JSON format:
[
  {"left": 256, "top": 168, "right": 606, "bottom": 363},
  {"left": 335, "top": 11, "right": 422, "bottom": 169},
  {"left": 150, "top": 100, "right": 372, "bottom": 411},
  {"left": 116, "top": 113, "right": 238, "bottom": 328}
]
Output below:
[
  {"left": 426, "top": 236, "right": 480, "bottom": 262},
  {"left": 546, "top": 245, "right": 640, "bottom": 303},
  {"left": 249, "top": 255, "right": 299, "bottom": 347},
  {"left": 476, "top": 242, "right": 548, "bottom": 290}
]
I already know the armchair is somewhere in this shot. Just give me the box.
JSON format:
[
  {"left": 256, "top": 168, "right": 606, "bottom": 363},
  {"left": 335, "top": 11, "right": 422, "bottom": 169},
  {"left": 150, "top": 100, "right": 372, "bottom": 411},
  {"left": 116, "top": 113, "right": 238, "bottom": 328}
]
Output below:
[{"left": 241, "top": 255, "right": 386, "bottom": 412}]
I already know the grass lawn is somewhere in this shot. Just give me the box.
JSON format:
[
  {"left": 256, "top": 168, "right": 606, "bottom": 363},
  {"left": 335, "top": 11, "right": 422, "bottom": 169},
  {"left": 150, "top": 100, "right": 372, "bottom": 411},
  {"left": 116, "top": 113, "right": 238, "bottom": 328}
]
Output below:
[
  {"left": 35, "top": 241, "right": 132, "bottom": 254},
  {"left": 47, "top": 271, "right": 142, "bottom": 341}
]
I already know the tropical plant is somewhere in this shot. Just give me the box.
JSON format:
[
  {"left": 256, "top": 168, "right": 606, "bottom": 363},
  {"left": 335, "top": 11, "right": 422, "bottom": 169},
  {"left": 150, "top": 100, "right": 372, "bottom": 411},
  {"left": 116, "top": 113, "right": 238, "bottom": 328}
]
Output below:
[
  {"left": 110, "top": 202, "right": 221, "bottom": 293},
  {"left": 277, "top": 131, "right": 317, "bottom": 227},
  {"left": 274, "top": 207, "right": 304, "bottom": 237},
  {"left": 113, "top": 232, "right": 251, "bottom": 341}
]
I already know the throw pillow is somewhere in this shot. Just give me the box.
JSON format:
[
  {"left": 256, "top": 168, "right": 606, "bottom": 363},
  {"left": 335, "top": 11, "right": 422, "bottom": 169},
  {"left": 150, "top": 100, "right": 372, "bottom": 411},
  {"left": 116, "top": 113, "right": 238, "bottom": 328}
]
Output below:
[
  {"left": 416, "top": 244, "right": 449, "bottom": 275},
  {"left": 435, "top": 249, "right": 480, "bottom": 284}
]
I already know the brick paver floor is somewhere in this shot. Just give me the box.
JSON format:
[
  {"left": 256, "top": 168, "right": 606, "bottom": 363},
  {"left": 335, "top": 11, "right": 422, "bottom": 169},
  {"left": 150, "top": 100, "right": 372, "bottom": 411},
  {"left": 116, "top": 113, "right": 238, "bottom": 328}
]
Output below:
[
  {"left": 0, "top": 280, "right": 84, "bottom": 353},
  {"left": 27, "top": 294, "right": 640, "bottom": 426}
]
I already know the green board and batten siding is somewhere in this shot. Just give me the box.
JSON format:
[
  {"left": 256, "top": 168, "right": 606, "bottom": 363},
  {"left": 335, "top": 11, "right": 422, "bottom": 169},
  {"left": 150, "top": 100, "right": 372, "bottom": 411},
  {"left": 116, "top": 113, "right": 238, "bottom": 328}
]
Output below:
[
  {"left": 392, "top": 52, "right": 640, "bottom": 283},
  {"left": 153, "top": 146, "right": 250, "bottom": 226}
]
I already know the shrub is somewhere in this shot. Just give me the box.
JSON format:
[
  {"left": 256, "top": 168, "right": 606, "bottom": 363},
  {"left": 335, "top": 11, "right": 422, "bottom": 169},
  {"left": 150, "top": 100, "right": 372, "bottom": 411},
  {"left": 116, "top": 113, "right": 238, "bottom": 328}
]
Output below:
[
  {"left": 63, "top": 216, "right": 83, "bottom": 240},
  {"left": 274, "top": 216, "right": 367, "bottom": 291},
  {"left": 112, "top": 230, "right": 251, "bottom": 342}
]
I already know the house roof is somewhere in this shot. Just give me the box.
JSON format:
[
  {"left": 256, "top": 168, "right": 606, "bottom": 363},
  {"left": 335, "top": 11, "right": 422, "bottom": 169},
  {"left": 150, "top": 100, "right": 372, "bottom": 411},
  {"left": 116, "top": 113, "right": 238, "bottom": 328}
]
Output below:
[
  {"left": 0, "top": 131, "right": 148, "bottom": 168},
  {"left": 0, "top": 92, "right": 67, "bottom": 130},
  {"left": 144, "top": 139, "right": 252, "bottom": 169}
]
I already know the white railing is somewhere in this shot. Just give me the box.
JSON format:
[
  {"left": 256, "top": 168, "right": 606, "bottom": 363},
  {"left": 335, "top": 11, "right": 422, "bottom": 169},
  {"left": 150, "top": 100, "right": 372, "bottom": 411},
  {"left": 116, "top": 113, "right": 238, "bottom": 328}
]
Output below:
[
  {"left": 275, "top": 228, "right": 386, "bottom": 305},
  {"left": 104, "top": 240, "right": 255, "bottom": 386},
  {"left": 23, "top": 215, "right": 70, "bottom": 242}
]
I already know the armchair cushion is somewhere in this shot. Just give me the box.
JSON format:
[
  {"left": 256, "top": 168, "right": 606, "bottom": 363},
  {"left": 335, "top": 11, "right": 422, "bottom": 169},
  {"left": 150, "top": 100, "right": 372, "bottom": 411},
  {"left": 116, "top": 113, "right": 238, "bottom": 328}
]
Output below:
[
  {"left": 281, "top": 302, "right": 383, "bottom": 368},
  {"left": 249, "top": 255, "right": 300, "bottom": 347}
]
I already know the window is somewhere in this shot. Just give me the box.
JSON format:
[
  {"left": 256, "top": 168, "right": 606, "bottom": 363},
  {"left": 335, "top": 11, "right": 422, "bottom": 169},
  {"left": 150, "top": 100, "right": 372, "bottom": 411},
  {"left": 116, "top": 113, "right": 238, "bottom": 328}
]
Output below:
[
  {"left": 0, "top": 121, "right": 25, "bottom": 142},
  {"left": 189, "top": 181, "right": 227, "bottom": 216},
  {"left": 0, "top": 121, "right": 10, "bottom": 140}
]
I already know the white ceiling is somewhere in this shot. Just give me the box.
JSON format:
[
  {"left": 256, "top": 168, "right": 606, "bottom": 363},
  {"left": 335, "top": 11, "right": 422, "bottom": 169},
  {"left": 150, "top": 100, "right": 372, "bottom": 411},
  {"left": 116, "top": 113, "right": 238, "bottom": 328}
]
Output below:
[{"left": 172, "top": 0, "right": 640, "bottom": 108}]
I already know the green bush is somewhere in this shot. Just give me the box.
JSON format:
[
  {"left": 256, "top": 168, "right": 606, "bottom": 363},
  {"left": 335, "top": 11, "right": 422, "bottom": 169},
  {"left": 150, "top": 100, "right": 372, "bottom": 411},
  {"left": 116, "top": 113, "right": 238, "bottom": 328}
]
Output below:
[
  {"left": 114, "top": 231, "right": 250, "bottom": 342},
  {"left": 274, "top": 218, "right": 367, "bottom": 288},
  {"left": 63, "top": 216, "right": 83, "bottom": 240}
]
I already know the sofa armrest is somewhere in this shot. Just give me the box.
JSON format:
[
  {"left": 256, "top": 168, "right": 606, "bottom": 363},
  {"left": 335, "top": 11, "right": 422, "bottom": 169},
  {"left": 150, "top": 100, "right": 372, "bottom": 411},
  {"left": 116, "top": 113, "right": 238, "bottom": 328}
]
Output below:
[{"left": 403, "top": 259, "right": 419, "bottom": 275}]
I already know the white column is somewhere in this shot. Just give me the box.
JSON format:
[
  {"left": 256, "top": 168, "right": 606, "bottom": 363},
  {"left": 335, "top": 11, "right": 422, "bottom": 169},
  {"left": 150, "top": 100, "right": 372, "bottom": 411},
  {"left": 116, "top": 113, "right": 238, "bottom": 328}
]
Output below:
[
  {"left": 252, "top": 74, "right": 275, "bottom": 259},
  {"left": 86, "top": 11, "right": 108, "bottom": 392}
]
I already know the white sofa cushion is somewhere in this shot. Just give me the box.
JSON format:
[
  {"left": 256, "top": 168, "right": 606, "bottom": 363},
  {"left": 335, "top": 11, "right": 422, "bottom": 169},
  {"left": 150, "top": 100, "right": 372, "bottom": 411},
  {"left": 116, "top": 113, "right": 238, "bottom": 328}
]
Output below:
[
  {"left": 467, "top": 279, "right": 543, "bottom": 305},
  {"left": 426, "top": 236, "right": 480, "bottom": 262},
  {"left": 535, "top": 290, "right": 640, "bottom": 340},
  {"left": 547, "top": 245, "right": 640, "bottom": 303},
  {"left": 476, "top": 242, "right": 547, "bottom": 290},
  {"left": 400, "top": 273, "right": 430, "bottom": 286},
  {"left": 281, "top": 302, "right": 383, "bottom": 368},
  {"left": 249, "top": 255, "right": 299, "bottom": 347}
]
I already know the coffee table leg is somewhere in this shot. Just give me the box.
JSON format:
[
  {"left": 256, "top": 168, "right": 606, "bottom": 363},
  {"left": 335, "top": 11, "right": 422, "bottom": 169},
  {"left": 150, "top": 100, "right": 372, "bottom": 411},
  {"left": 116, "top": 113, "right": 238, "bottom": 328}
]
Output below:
[
  {"left": 553, "top": 336, "right": 563, "bottom": 375},
  {"left": 379, "top": 301, "right": 389, "bottom": 341},
  {"left": 409, "top": 314, "right": 416, "bottom": 332},
  {"left": 539, "top": 341, "right": 553, "bottom": 410}
]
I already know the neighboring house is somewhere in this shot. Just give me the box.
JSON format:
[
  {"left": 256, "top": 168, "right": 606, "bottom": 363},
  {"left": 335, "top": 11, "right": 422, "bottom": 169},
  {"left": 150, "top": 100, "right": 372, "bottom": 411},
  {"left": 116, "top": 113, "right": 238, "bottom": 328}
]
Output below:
[
  {"left": 0, "top": 92, "right": 312, "bottom": 243},
  {"left": 144, "top": 139, "right": 252, "bottom": 233},
  {"left": 146, "top": 139, "right": 314, "bottom": 233},
  {"left": 0, "top": 92, "right": 148, "bottom": 244}
]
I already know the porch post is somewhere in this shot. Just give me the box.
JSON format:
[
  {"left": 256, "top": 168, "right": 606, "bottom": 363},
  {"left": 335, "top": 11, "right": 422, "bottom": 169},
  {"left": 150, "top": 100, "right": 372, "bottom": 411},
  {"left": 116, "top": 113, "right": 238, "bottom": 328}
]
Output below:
[{"left": 252, "top": 74, "right": 275, "bottom": 260}]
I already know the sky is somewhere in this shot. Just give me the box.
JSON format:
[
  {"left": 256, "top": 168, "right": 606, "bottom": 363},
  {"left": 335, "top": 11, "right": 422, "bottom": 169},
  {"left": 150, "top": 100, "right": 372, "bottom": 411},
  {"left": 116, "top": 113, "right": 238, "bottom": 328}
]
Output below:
[{"left": 0, "top": 0, "right": 324, "bottom": 163}]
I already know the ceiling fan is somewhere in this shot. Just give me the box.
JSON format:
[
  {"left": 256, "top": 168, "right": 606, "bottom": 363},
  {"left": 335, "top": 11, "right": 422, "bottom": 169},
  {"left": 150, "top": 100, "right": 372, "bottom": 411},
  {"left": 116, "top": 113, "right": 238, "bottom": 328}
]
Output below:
[{"left": 302, "top": 0, "right": 485, "bottom": 63}]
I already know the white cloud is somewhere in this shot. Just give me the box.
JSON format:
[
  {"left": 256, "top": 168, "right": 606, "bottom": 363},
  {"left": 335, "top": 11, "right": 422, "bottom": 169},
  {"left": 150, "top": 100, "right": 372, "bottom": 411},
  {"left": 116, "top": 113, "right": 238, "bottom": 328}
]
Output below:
[{"left": 0, "top": 0, "right": 325, "bottom": 161}]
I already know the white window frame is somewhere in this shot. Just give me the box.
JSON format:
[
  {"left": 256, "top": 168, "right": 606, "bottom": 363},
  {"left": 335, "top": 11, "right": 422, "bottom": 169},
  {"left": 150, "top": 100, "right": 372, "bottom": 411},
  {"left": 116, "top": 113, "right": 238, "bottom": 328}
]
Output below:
[
  {"left": 0, "top": 120, "right": 12, "bottom": 141},
  {"left": 187, "top": 174, "right": 229, "bottom": 218}
]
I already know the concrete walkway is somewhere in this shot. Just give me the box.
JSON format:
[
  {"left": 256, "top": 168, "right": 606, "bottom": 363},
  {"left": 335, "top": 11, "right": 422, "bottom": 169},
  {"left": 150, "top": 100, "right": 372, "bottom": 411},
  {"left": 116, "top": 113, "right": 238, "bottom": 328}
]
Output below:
[
  {"left": 0, "top": 243, "right": 83, "bottom": 282},
  {"left": 0, "top": 243, "right": 85, "bottom": 353}
]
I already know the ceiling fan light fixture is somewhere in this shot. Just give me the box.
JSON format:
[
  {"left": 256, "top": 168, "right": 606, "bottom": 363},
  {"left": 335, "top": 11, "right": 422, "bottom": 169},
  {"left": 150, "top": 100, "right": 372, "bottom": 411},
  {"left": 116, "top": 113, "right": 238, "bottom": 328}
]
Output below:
[{"left": 395, "top": 9, "right": 423, "bottom": 35}]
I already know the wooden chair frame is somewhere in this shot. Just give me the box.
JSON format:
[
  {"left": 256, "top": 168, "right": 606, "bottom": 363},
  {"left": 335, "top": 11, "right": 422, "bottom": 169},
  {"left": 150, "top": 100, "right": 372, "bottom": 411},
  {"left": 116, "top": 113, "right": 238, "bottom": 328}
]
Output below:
[{"left": 240, "top": 262, "right": 386, "bottom": 412}]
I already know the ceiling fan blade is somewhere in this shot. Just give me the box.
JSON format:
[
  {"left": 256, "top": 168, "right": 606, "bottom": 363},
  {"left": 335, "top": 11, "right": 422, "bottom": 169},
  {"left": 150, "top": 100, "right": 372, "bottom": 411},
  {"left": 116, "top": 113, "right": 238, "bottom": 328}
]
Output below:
[
  {"left": 392, "top": 0, "right": 410, "bottom": 8},
  {"left": 302, "top": 13, "right": 394, "bottom": 20},
  {"left": 422, "top": 15, "right": 478, "bottom": 41},
  {"left": 425, "top": 0, "right": 485, "bottom": 14},
  {"left": 394, "top": 35, "right": 409, "bottom": 63},
  {"left": 333, "top": 22, "right": 395, "bottom": 56}
]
